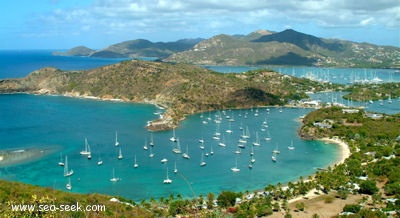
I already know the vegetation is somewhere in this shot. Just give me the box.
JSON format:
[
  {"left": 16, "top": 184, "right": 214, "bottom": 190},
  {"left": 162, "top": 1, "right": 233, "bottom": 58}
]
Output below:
[
  {"left": 0, "top": 60, "right": 334, "bottom": 131},
  {"left": 343, "top": 82, "right": 400, "bottom": 101},
  {"left": 166, "top": 29, "right": 400, "bottom": 68}
]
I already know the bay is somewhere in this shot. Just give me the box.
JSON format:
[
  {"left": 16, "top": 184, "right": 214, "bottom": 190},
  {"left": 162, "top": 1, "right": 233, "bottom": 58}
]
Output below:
[{"left": 0, "top": 94, "right": 338, "bottom": 201}]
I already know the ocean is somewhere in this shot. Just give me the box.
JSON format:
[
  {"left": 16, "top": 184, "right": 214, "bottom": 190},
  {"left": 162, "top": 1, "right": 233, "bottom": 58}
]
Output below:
[{"left": 0, "top": 50, "right": 397, "bottom": 201}]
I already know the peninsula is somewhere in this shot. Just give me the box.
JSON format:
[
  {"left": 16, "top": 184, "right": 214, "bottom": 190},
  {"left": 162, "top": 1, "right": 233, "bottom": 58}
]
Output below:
[{"left": 0, "top": 60, "right": 333, "bottom": 131}]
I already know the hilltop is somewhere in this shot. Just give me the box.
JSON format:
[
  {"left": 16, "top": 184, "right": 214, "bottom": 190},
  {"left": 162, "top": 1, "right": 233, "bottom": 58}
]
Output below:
[
  {"left": 0, "top": 60, "right": 330, "bottom": 130},
  {"left": 166, "top": 29, "right": 400, "bottom": 68},
  {"left": 54, "top": 38, "right": 203, "bottom": 59}
]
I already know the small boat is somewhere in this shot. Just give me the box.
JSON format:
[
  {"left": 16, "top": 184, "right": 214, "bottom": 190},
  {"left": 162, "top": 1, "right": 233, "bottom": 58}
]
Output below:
[
  {"left": 272, "top": 143, "right": 280, "bottom": 154},
  {"left": 182, "top": 145, "right": 190, "bottom": 159},
  {"left": 80, "top": 138, "right": 91, "bottom": 156},
  {"left": 134, "top": 155, "right": 139, "bottom": 168},
  {"left": 163, "top": 167, "right": 172, "bottom": 184},
  {"left": 115, "top": 131, "right": 120, "bottom": 147},
  {"left": 272, "top": 154, "right": 277, "bottom": 162},
  {"left": 288, "top": 140, "right": 295, "bottom": 150},
  {"left": 149, "top": 146, "right": 155, "bottom": 158},
  {"left": 97, "top": 158, "right": 103, "bottom": 166},
  {"left": 63, "top": 155, "right": 74, "bottom": 177},
  {"left": 252, "top": 132, "right": 260, "bottom": 146},
  {"left": 118, "top": 147, "right": 123, "bottom": 160},
  {"left": 110, "top": 168, "right": 120, "bottom": 182},
  {"left": 149, "top": 132, "right": 154, "bottom": 146},
  {"left": 234, "top": 150, "right": 242, "bottom": 154},
  {"left": 143, "top": 138, "right": 148, "bottom": 150},
  {"left": 65, "top": 177, "right": 72, "bottom": 190},
  {"left": 169, "top": 128, "right": 178, "bottom": 142},
  {"left": 231, "top": 157, "right": 240, "bottom": 172},
  {"left": 174, "top": 161, "right": 178, "bottom": 174},
  {"left": 200, "top": 153, "right": 206, "bottom": 167},
  {"left": 248, "top": 164, "right": 253, "bottom": 169},
  {"left": 172, "top": 140, "right": 182, "bottom": 154},
  {"left": 161, "top": 158, "right": 168, "bottom": 163},
  {"left": 58, "top": 153, "right": 65, "bottom": 166}
]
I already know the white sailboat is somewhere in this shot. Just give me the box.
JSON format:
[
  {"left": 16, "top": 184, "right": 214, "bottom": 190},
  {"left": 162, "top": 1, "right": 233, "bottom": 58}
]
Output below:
[
  {"left": 149, "top": 146, "right": 155, "bottom": 158},
  {"left": 110, "top": 168, "right": 120, "bottom": 182},
  {"left": 87, "top": 144, "right": 92, "bottom": 159},
  {"left": 80, "top": 138, "right": 91, "bottom": 156},
  {"left": 143, "top": 138, "right": 148, "bottom": 150},
  {"left": 163, "top": 167, "right": 172, "bottom": 184},
  {"left": 65, "top": 177, "right": 72, "bottom": 190},
  {"left": 97, "top": 157, "right": 103, "bottom": 166},
  {"left": 118, "top": 147, "right": 123, "bottom": 160},
  {"left": 172, "top": 139, "right": 182, "bottom": 154},
  {"left": 272, "top": 143, "right": 280, "bottom": 154},
  {"left": 169, "top": 128, "right": 178, "bottom": 142},
  {"left": 252, "top": 131, "right": 260, "bottom": 146},
  {"left": 149, "top": 132, "right": 154, "bottom": 146},
  {"left": 58, "top": 153, "right": 65, "bottom": 166},
  {"left": 265, "top": 130, "right": 272, "bottom": 141},
  {"left": 210, "top": 143, "right": 214, "bottom": 155},
  {"left": 174, "top": 161, "right": 178, "bottom": 174},
  {"left": 182, "top": 144, "right": 190, "bottom": 159},
  {"left": 272, "top": 153, "right": 277, "bottom": 162},
  {"left": 288, "top": 140, "right": 295, "bottom": 150},
  {"left": 134, "top": 155, "right": 139, "bottom": 168},
  {"left": 200, "top": 152, "right": 206, "bottom": 166},
  {"left": 63, "top": 155, "right": 74, "bottom": 177},
  {"left": 115, "top": 131, "right": 120, "bottom": 146},
  {"left": 231, "top": 157, "right": 240, "bottom": 172}
]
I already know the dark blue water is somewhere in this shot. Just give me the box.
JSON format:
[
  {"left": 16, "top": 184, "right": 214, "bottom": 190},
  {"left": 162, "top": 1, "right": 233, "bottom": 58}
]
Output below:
[{"left": 0, "top": 50, "right": 127, "bottom": 79}]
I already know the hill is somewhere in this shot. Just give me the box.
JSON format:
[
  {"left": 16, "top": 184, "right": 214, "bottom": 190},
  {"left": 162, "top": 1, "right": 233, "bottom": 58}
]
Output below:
[
  {"left": 0, "top": 60, "right": 330, "bottom": 130},
  {"left": 52, "top": 46, "right": 95, "bottom": 56},
  {"left": 165, "top": 29, "right": 400, "bottom": 68},
  {"left": 55, "top": 38, "right": 203, "bottom": 59}
]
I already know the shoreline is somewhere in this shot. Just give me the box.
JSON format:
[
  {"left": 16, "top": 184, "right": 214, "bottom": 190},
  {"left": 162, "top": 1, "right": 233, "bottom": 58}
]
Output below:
[{"left": 287, "top": 137, "right": 351, "bottom": 204}]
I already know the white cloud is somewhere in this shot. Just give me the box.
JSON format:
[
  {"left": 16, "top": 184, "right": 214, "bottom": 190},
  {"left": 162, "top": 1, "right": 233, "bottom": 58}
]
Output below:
[{"left": 25, "top": 0, "right": 399, "bottom": 43}]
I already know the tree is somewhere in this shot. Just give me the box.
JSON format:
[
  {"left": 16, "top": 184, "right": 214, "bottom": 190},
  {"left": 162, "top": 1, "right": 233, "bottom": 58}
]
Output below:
[
  {"left": 216, "top": 191, "right": 238, "bottom": 208},
  {"left": 359, "top": 180, "right": 379, "bottom": 195},
  {"left": 206, "top": 192, "right": 215, "bottom": 209}
]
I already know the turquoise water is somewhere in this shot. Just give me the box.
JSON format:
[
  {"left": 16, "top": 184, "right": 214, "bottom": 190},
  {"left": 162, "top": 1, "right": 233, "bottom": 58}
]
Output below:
[{"left": 0, "top": 94, "right": 338, "bottom": 201}]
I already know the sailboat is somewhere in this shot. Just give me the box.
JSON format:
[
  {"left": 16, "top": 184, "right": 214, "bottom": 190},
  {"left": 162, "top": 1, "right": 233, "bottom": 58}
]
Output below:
[
  {"left": 182, "top": 144, "right": 190, "bottom": 159},
  {"left": 288, "top": 140, "right": 295, "bottom": 150},
  {"left": 110, "top": 168, "right": 120, "bottom": 182},
  {"left": 118, "top": 147, "right": 123, "bottom": 160},
  {"left": 163, "top": 167, "right": 172, "bottom": 184},
  {"left": 200, "top": 152, "right": 206, "bottom": 166},
  {"left": 63, "top": 155, "right": 74, "bottom": 177},
  {"left": 149, "top": 146, "right": 155, "bottom": 158},
  {"left": 87, "top": 144, "right": 92, "bottom": 159},
  {"left": 169, "top": 128, "right": 178, "bottom": 142},
  {"left": 272, "top": 153, "right": 277, "bottom": 162},
  {"left": 143, "top": 138, "right": 148, "bottom": 150},
  {"left": 272, "top": 143, "right": 280, "bottom": 154},
  {"left": 252, "top": 132, "right": 260, "bottom": 146},
  {"left": 230, "top": 156, "right": 240, "bottom": 172},
  {"left": 388, "top": 94, "right": 392, "bottom": 104},
  {"left": 174, "top": 161, "right": 178, "bottom": 174},
  {"left": 210, "top": 143, "right": 214, "bottom": 155},
  {"left": 97, "top": 157, "right": 103, "bottom": 166},
  {"left": 134, "top": 155, "right": 139, "bottom": 168},
  {"left": 58, "top": 153, "right": 65, "bottom": 166},
  {"left": 114, "top": 131, "right": 120, "bottom": 146},
  {"left": 80, "top": 138, "right": 91, "bottom": 156},
  {"left": 265, "top": 130, "right": 272, "bottom": 141},
  {"left": 172, "top": 139, "right": 182, "bottom": 154},
  {"left": 65, "top": 177, "right": 72, "bottom": 190},
  {"left": 149, "top": 132, "right": 154, "bottom": 146}
]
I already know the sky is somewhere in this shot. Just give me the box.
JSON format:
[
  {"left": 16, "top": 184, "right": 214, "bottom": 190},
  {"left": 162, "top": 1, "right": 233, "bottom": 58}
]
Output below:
[{"left": 1, "top": 0, "right": 399, "bottom": 49}]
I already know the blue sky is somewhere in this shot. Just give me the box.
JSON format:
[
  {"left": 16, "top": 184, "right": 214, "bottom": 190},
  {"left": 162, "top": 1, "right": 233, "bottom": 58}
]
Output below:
[{"left": 1, "top": 0, "right": 399, "bottom": 49}]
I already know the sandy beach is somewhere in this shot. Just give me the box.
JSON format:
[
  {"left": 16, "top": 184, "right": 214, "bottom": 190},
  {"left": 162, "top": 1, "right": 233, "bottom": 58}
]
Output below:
[{"left": 319, "top": 137, "right": 351, "bottom": 166}]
